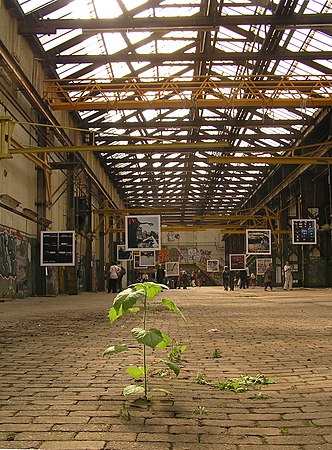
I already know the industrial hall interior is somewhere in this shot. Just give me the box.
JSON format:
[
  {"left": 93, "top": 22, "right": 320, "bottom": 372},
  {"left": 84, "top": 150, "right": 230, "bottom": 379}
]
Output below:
[{"left": 0, "top": 0, "right": 331, "bottom": 299}]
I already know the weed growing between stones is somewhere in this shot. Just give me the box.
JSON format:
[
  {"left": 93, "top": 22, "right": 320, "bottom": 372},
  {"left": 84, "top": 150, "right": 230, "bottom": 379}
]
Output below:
[
  {"left": 104, "top": 281, "right": 186, "bottom": 401},
  {"left": 196, "top": 372, "right": 275, "bottom": 393}
]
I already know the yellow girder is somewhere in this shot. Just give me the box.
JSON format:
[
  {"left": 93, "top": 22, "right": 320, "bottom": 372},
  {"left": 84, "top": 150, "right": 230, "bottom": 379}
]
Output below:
[
  {"left": 43, "top": 74, "right": 332, "bottom": 111},
  {"left": 208, "top": 156, "right": 332, "bottom": 165}
]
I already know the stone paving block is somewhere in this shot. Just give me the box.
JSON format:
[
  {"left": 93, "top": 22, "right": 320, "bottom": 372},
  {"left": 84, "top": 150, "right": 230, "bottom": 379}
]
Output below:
[
  {"left": 0, "top": 440, "right": 41, "bottom": 448},
  {"left": 39, "top": 440, "right": 105, "bottom": 449}
]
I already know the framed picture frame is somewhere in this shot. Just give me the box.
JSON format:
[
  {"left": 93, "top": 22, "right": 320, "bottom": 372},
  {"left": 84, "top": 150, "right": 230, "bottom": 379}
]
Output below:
[
  {"left": 139, "top": 251, "right": 155, "bottom": 267},
  {"left": 256, "top": 258, "right": 273, "bottom": 275},
  {"left": 207, "top": 260, "right": 219, "bottom": 272},
  {"left": 125, "top": 215, "right": 161, "bottom": 251},
  {"left": 117, "top": 244, "right": 133, "bottom": 261},
  {"left": 40, "top": 231, "right": 75, "bottom": 266},
  {"left": 134, "top": 254, "right": 147, "bottom": 269},
  {"left": 165, "top": 261, "right": 179, "bottom": 277},
  {"left": 246, "top": 229, "right": 271, "bottom": 255},
  {"left": 229, "top": 254, "right": 246, "bottom": 271},
  {"left": 291, "top": 219, "right": 317, "bottom": 244}
]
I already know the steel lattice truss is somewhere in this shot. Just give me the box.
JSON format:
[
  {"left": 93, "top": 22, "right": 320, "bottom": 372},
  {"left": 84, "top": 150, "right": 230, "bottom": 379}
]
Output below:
[{"left": 12, "top": 0, "right": 332, "bottom": 223}]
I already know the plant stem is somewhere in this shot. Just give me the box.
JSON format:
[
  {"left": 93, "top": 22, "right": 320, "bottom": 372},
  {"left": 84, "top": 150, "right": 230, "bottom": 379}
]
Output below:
[{"left": 143, "top": 290, "right": 148, "bottom": 399}]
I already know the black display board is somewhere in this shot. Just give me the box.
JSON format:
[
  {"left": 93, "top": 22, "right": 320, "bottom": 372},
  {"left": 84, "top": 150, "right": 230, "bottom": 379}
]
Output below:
[
  {"left": 40, "top": 231, "right": 75, "bottom": 266},
  {"left": 291, "top": 219, "right": 317, "bottom": 245}
]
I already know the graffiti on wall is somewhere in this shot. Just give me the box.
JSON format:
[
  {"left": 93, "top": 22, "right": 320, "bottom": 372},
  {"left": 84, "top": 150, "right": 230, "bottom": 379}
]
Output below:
[
  {"left": 157, "top": 247, "right": 213, "bottom": 264},
  {"left": 0, "top": 228, "right": 31, "bottom": 298},
  {"left": 0, "top": 230, "right": 17, "bottom": 279}
]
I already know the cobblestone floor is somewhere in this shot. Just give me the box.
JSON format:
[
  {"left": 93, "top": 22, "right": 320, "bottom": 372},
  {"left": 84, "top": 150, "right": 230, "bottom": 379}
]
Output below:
[{"left": 0, "top": 286, "right": 331, "bottom": 450}]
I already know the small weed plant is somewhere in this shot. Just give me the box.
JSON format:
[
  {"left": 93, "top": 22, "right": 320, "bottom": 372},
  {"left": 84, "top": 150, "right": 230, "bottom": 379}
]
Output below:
[
  {"left": 196, "top": 372, "right": 275, "bottom": 393},
  {"left": 104, "top": 281, "right": 186, "bottom": 400}
]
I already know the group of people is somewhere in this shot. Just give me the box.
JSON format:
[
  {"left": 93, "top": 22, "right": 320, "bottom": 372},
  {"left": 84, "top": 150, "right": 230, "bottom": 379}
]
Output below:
[
  {"left": 108, "top": 260, "right": 294, "bottom": 294},
  {"left": 222, "top": 267, "right": 256, "bottom": 291},
  {"left": 263, "top": 260, "right": 294, "bottom": 291},
  {"left": 155, "top": 264, "right": 204, "bottom": 289},
  {"left": 221, "top": 261, "right": 294, "bottom": 292}
]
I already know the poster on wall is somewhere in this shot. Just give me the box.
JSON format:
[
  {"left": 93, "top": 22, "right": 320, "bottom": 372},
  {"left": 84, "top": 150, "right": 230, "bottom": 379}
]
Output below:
[
  {"left": 229, "top": 254, "right": 246, "bottom": 271},
  {"left": 117, "top": 245, "right": 133, "bottom": 261},
  {"left": 125, "top": 215, "right": 161, "bottom": 251},
  {"left": 40, "top": 231, "right": 75, "bottom": 266},
  {"left": 292, "top": 219, "right": 317, "bottom": 244},
  {"left": 246, "top": 229, "right": 271, "bottom": 255},
  {"left": 207, "top": 260, "right": 219, "bottom": 272},
  {"left": 139, "top": 251, "right": 155, "bottom": 267},
  {"left": 256, "top": 258, "right": 273, "bottom": 275},
  {"left": 165, "top": 261, "right": 179, "bottom": 277}
]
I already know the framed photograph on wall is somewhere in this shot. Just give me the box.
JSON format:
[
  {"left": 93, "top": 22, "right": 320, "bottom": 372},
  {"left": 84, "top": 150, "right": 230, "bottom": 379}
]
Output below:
[
  {"left": 229, "top": 254, "right": 246, "bottom": 271},
  {"left": 207, "top": 260, "right": 219, "bottom": 272},
  {"left": 292, "top": 219, "right": 317, "bottom": 244},
  {"left": 139, "top": 251, "right": 155, "bottom": 267},
  {"left": 165, "top": 261, "right": 179, "bottom": 277},
  {"left": 41, "top": 231, "right": 75, "bottom": 266},
  {"left": 246, "top": 229, "right": 271, "bottom": 255},
  {"left": 256, "top": 258, "right": 273, "bottom": 275},
  {"left": 134, "top": 254, "right": 147, "bottom": 269},
  {"left": 117, "top": 244, "right": 133, "bottom": 261},
  {"left": 125, "top": 215, "right": 161, "bottom": 251}
]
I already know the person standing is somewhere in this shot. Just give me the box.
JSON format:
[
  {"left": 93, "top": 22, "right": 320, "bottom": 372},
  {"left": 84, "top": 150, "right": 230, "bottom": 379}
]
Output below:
[
  {"left": 108, "top": 261, "right": 120, "bottom": 293},
  {"left": 239, "top": 269, "right": 247, "bottom": 289},
  {"left": 263, "top": 262, "right": 274, "bottom": 291},
  {"left": 283, "top": 261, "right": 293, "bottom": 290},
  {"left": 222, "top": 266, "right": 230, "bottom": 291},
  {"left": 229, "top": 270, "right": 235, "bottom": 291},
  {"left": 156, "top": 264, "right": 165, "bottom": 284},
  {"left": 196, "top": 270, "right": 202, "bottom": 287},
  {"left": 117, "top": 263, "right": 126, "bottom": 292}
]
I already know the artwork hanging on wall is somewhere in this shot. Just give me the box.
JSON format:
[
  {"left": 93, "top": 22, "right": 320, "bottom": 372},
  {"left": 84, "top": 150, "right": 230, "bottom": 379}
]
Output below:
[
  {"left": 165, "top": 261, "right": 179, "bottom": 277},
  {"left": 229, "top": 254, "right": 246, "bottom": 271},
  {"left": 256, "top": 258, "right": 273, "bottom": 275},
  {"left": 246, "top": 229, "right": 271, "bottom": 255},
  {"left": 206, "top": 260, "right": 219, "bottom": 272},
  {"left": 291, "top": 219, "right": 317, "bottom": 244},
  {"left": 125, "top": 215, "right": 161, "bottom": 251},
  {"left": 134, "top": 254, "right": 147, "bottom": 269},
  {"left": 117, "top": 244, "right": 133, "bottom": 261},
  {"left": 40, "top": 231, "right": 75, "bottom": 266},
  {"left": 139, "top": 251, "right": 155, "bottom": 267}
]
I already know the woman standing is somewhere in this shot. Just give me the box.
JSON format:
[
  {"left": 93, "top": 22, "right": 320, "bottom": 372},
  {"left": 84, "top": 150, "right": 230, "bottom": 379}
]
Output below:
[
  {"left": 108, "top": 261, "right": 120, "bottom": 293},
  {"left": 283, "top": 261, "right": 293, "bottom": 290}
]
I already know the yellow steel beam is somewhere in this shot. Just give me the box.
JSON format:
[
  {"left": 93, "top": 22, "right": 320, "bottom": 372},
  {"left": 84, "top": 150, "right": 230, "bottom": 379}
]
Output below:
[
  {"left": 105, "top": 225, "right": 290, "bottom": 234},
  {"left": 191, "top": 214, "right": 278, "bottom": 221},
  {"left": 7, "top": 141, "right": 227, "bottom": 156},
  {"left": 44, "top": 75, "right": 332, "bottom": 111},
  {"left": 46, "top": 98, "right": 332, "bottom": 111},
  {"left": 208, "top": 156, "right": 332, "bottom": 165}
]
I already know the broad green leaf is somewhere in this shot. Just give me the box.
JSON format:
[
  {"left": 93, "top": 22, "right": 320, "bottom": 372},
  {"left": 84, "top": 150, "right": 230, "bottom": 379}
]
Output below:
[
  {"left": 126, "top": 366, "right": 146, "bottom": 380},
  {"left": 123, "top": 384, "right": 145, "bottom": 396},
  {"left": 156, "top": 332, "right": 171, "bottom": 350},
  {"left": 109, "top": 289, "right": 145, "bottom": 323},
  {"left": 162, "top": 298, "right": 186, "bottom": 321},
  {"left": 131, "top": 327, "right": 164, "bottom": 348},
  {"left": 129, "top": 282, "right": 168, "bottom": 299},
  {"left": 128, "top": 307, "right": 140, "bottom": 314},
  {"left": 162, "top": 359, "right": 180, "bottom": 377},
  {"left": 103, "top": 345, "right": 128, "bottom": 357}
]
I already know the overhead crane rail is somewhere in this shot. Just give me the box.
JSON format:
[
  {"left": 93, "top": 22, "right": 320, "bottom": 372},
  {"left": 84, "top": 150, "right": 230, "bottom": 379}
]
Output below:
[{"left": 43, "top": 74, "right": 332, "bottom": 111}]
